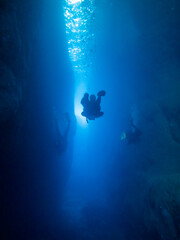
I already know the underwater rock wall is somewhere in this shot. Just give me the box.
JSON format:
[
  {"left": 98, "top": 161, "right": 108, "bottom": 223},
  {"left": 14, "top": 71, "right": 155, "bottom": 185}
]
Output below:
[
  {"left": 113, "top": 99, "right": 180, "bottom": 239},
  {"left": 0, "top": 1, "right": 45, "bottom": 238},
  {"left": 0, "top": 1, "right": 41, "bottom": 126},
  {"left": 0, "top": 3, "right": 21, "bottom": 124},
  {"left": 110, "top": 1, "right": 180, "bottom": 239},
  {"left": 0, "top": 1, "right": 74, "bottom": 239}
]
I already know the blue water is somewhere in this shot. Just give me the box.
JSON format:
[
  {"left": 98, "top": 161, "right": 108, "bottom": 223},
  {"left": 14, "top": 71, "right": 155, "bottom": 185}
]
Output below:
[
  {"left": 60, "top": 0, "right": 145, "bottom": 239},
  {"left": 2, "top": 0, "right": 180, "bottom": 239},
  {"left": 55, "top": 0, "right": 180, "bottom": 239}
]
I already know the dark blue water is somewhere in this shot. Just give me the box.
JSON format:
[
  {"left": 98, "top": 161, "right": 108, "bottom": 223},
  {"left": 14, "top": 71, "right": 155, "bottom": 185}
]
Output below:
[{"left": 1, "top": 0, "right": 180, "bottom": 239}]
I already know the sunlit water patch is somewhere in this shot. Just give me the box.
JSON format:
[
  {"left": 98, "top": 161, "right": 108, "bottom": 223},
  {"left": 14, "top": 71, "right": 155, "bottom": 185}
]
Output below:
[
  {"left": 64, "top": 0, "right": 95, "bottom": 124},
  {"left": 74, "top": 82, "right": 88, "bottom": 127},
  {"left": 64, "top": 0, "right": 95, "bottom": 73}
]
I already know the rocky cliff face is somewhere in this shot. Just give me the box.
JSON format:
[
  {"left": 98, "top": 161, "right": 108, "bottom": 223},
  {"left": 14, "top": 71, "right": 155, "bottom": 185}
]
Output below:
[
  {"left": 89, "top": 1, "right": 180, "bottom": 239},
  {"left": 0, "top": 1, "right": 38, "bottom": 125},
  {"left": 109, "top": 1, "right": 180, "bottom": 239},
  {"left": 0, "top": 1, "right": 74, "bottom": 239}
]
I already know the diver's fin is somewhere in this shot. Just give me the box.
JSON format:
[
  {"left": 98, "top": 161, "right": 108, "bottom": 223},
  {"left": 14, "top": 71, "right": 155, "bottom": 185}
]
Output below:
[{"left": 97, "top": 90, "right": 106, "bottom": 97}]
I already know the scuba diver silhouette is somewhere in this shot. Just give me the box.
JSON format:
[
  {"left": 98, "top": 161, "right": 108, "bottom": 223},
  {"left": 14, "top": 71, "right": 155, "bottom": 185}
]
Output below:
[
  {"left": 81, "top": 90, "right": 106, "bottom": 123},
  {"left": 55, "top": 112, "right": 70, "bottom": 155},
  {"left": 121, "top": 118, "right": 142, "bottom": 144}
]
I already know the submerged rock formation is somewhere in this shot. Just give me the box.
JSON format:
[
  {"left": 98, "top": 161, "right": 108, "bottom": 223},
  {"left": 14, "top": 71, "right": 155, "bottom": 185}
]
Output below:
[
  {"left": 90, "top": 0, "right": 180, "bottom": 239},
  {"left": 0, "top": 1, "right": 74, "bottom": 239},
  {"left": 0, "top": 1, "right": 41, "bottom": 125},
  {"left": 108, "top": 0, "right": 180, "bottom": 238},
  {"left": 0, "top": 4, "right": 22, "bottom": 126}
]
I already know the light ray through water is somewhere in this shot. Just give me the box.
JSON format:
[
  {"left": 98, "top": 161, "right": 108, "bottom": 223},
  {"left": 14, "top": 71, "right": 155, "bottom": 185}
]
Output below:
[{"left": 64, "top": 0, "right": 95, "bottom": 125}]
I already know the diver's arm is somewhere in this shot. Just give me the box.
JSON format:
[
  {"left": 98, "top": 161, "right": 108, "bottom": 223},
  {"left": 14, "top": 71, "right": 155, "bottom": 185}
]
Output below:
[
  {"left": 96, "top": 96, "right": 101, "bottom": 105},
  {"left": 81, "top": 97, "right": 85, "bottom": 106},
  {"left": 132, "top": 124, "right": 137, "bottom": 130},
  {"left": 130, "top": 118, "right": 137, "bottom": 129},
  {"left": 56, "top": 119, "right": 62, "bottom": 139},
  {"left": 131, "top": 121, "right": 142, "bottom": 134},
  {"left": 81, "top": 96, "right": 89, "bottom": 107},
  {"left": 64, "top": 114, "right": 71, "bottom": 138}
]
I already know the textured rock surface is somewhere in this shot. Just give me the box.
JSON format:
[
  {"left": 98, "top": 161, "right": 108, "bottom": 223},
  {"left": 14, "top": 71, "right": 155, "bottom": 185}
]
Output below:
[
  {"left": 93, "top": 0, "right": 180, "bottom": 239},
  {"left": 0, "top": 1, "right": 42, "bottom": 125},
  {"left": 0, "top": 4, "right": 22, "bottom": 123},
  {"left": 0, "top": 1, "right": 74, "bottom": 239},
  {"left": 116, "top": 99, "right": 180, "bottom": 239}
]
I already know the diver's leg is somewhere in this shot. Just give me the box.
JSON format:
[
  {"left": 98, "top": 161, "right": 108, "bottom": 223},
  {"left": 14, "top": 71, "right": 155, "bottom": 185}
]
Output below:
[
  {"left": 81, "top": 111, "right": 86, "bottom": 117},
  {"left": 55, "top": 118, "right": 62, "bottom": 146},
  {"left": 64, "top": 116, "right": 71, "bottom": 138},
  {"left": 96, "top": 112, "right": 104, "bottom": 118}
]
